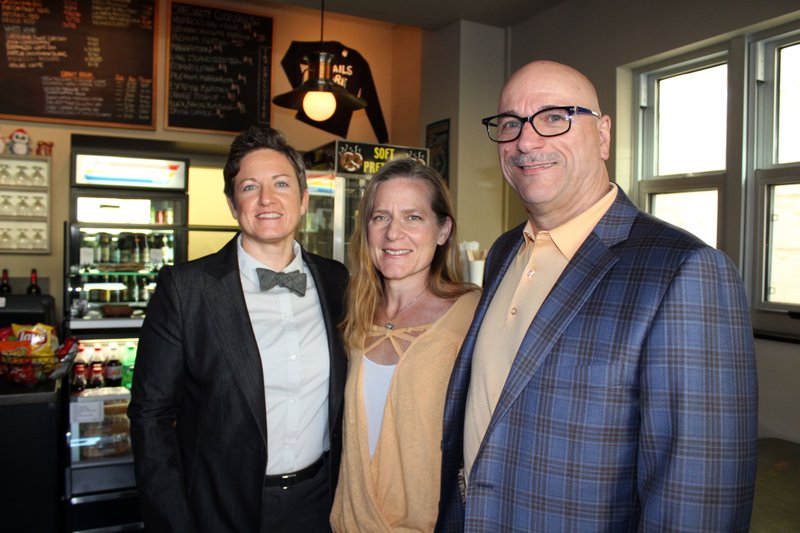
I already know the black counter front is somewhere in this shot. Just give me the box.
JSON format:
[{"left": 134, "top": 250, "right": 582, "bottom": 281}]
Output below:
[{"left": 0, "top": 379, "right": 63, "bottom": 532}]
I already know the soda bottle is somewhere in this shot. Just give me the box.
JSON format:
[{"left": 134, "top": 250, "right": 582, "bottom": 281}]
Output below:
[
  {"left": 26, "top": 268, "right": 41, "bottom": 295},
  {"left": 104, "top": 342, "right": 122, "bottom": 386},
  {"left": 121, "top": 342, "right": 137, "bottom": 389},
  {"left": 71, "top": 346, "right": 88, "bottom": 392},
  {"left": 88, "top": 344, "right": 106, "bottom": 388}
]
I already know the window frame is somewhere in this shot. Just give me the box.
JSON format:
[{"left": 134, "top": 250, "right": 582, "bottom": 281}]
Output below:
[
  {"left": 632, "top": 26, "right": 800, "bottom": 341},
  {"left": 747, "top": 23, "right": 800, "bottom": 338}
]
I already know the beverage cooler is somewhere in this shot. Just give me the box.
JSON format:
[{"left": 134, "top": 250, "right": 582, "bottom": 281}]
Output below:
[
  {"left": 301, "top": 141, "right": 429, "bottom": 266},
  {"left": 62, "top": 150, "right": 189, "bottom": 532}
]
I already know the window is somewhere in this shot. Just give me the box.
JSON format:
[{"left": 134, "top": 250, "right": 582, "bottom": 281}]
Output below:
[
  {"left": 777, "top": 43, "right": 800, "bottom": 164},
  {"left": 657, "top": 65, "right": 728, "bottom": 176},
  {"left": 636, "top": 52, "right": 730, "bottom": 250},
  {"left": 633, "top": 22, "right": 800, "bottom": 340},
  {"left": 650, "top": 190, "right": 718, "bottom": 247}
]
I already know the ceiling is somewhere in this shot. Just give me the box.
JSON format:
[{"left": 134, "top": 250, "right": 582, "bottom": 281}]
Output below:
[{"left": 248, "top": 0, "right": 565, "bottom": 31}]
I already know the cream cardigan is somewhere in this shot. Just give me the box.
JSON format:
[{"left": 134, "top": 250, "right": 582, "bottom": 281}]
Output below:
[{"left": 331, "top": 290, "right": 480, "bottom": 532}]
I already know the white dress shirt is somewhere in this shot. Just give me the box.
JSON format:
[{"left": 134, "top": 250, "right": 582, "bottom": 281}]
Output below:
[{"left": 236, "top": 237, "right": 330, "bottom": 474}]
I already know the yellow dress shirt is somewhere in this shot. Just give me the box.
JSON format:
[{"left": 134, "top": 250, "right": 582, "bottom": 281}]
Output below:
[{"left": 464, "top": 183, "right": 618, "bottom": 480}]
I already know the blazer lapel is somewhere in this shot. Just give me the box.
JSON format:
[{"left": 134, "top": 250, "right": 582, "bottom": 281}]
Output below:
[
  {"left": 202, "top": 236, "right": 268, "bottom": 443},
  {"left": 485, "top": 190, "right": 638, "bottom": 437}
]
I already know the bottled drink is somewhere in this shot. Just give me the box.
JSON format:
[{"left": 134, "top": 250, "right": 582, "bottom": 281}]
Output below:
[
  {"left": 138, "top": 276, "right": 150, "bottom": 303},
  {"left": 88, "top": 344, "right": 106, "bottom": 388},
  {"left": 71, "top": 346, "right": 88, "bottom": 392},
  {"left": 104, "top": 343, "right": 122, "bottom": 386},
  {"left": 163, "top": 234, "right": 174, "bottom": 265},
  {"left": 1, "top": 268, "right": 11, "bottom": 294},
  {"left": 26, "top": 268, "right": 42, "bottom": 294},
  {"left": 72, "top": 359, "right": 88, "bottom": 391},
  {"left": 121, "top": 342, "right": 136, "bottom": 389},
  {"left": 118, "top": 233, "right": 133, "bottom": 263},
  {"left": 102, "top": 274, "right": 111, "bottom": 303},
  {"left": 111, "top": 236, "right": 120, "bottom": 263},
  {"left": 97, "top": 233, "right": 111, "bottom": 263},
  {"left": 127, "top": 276, "right": 138, "bottom": 303},
  {"left": 132, "top": 234, "right": 143, "bottom": 263}
]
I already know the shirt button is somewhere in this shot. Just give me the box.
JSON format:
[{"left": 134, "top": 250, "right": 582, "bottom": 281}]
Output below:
[
  {"left": 510, "top": 307, "right": 517, "bottom": 315},
  {"left": 527, "top": 269, "right": 535, "bottom": 278},
  {"left": 290, "top": 397, "right": 297, "bottom": 404},
  {"left": 290, "top": 354, "right": 297, "bottom": 360}
]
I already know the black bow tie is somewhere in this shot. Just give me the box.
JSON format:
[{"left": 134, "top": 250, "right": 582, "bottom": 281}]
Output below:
[{"left": 256, "top": 268, "right": 307, "bottom": 297}]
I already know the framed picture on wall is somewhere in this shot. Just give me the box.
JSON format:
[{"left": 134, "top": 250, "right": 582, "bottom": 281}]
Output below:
[{"left": 426, "top": 118, "right": 450, "bottom": 184}]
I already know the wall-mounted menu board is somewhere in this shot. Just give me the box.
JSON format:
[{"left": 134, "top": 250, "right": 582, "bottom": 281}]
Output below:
[
  {"left": 0, "top": 0, "right": 156, "bottom": 129},
  {"left": 167, "top": 1, "right": 272, "bottom": 134}
]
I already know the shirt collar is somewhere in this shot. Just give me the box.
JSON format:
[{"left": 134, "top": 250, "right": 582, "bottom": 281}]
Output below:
[
  {"left": 521, "top": 183, "right": 618, "bottom": 260},
  {"left": 236, "top": 235, "right": 305, "bottom": 287}
]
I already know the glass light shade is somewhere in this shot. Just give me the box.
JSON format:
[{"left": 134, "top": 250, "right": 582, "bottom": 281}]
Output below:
[{"left": 302, "top": 91, "right": 337, "bottom": 121}]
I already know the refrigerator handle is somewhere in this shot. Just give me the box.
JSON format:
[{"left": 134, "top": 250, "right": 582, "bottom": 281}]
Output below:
[{"left": 333, "top": 176, "right": 346, "bottom": 264}]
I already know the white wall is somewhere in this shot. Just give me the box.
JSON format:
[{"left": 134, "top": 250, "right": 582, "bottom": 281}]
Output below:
[
  {"left": 756, "top": 339, "right": 800, "bottom": 442},
  {"left": 420, "top": 21, "right": 507, "bottom": 251}
]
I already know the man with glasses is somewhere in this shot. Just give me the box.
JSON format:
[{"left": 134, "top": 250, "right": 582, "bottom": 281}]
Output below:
[{"left": 436, "top": 60, "right": 757, "bottom": 532}]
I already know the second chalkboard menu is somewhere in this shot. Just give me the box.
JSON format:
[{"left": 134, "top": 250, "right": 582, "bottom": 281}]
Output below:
[
  {"left": 0, "top": 0, "right": 156, "bottom": 129},
  {"left": 167, "top": 1, "right": 273, "bottom": 134}
]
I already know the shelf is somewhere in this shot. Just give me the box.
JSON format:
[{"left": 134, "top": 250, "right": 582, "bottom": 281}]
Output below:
[
  {"left": 73, "top": 387, "right": 131, "bottom": 402},
  {"left": 0, "top": 154, "right": 50, "bottom": 253},
  {"left": 67, "top": 318, "right": 144, "bottom": 330},
  {"left": 0, "top": 215, "right": 47, "bottom": 222}
]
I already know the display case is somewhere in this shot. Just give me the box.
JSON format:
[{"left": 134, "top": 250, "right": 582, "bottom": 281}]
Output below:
[
  {"left": 302, "top": 141, "right": 429, "bottom": 265},
  {"left": 0, "top": 153, "right": 50, "bottom": 253},
  {"left": 64, "top": 222, "right": 181, "bottom": 330},
  {"left": 65, "top": 337, "right": 142, "bottom": 532}
]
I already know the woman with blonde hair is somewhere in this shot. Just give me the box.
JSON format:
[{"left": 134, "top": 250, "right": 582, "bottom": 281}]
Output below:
[{"left": 331, "top": 158, "right": 480, "bottom": 532}]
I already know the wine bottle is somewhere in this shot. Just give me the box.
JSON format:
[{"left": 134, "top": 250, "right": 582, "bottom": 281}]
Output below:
[
  {"left": 1, "top": 268, "right": 11, "bottom": 294},
  {"left": 26, "top": 268, "right": 41, "bottom": 295}
]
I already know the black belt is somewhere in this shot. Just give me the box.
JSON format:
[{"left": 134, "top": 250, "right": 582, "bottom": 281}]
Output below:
[{"left": 264, "top": 453, "right": 326, "bottom": 490}]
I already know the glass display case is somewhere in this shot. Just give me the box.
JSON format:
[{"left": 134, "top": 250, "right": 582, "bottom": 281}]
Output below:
[
  {"left": 64, "top": 221, "right": 182, "bottom": 330},
  {"left": 65, "top": 337, "right": 141, "bottom": 532},
  {"left": 302, "top": 140, "right": 429, "bottom": 266},
  {"left": 0, "top": 153, "right": 50, "bottom": 253}
]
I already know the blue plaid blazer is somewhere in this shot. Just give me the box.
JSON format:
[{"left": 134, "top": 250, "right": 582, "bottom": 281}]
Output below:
[{"left": 436, "top": 189, "right": 758, "bottom": 532}]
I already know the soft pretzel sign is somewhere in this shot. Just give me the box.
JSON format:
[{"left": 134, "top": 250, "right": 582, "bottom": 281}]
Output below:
[{"left": 334, "top": 141, "right": 428, "bottom": 175}]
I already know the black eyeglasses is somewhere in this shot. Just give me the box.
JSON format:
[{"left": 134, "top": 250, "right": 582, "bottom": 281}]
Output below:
[{"left": 481, "top": 106, "right": 601, "bottom": 142}]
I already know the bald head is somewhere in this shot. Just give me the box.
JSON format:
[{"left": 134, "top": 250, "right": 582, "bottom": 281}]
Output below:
[
  {"left": 500, "top": 60, "right": 602, "bottom": 116},
  {"left": 493, "top": 60, "right": 612, "bottom": 230}
]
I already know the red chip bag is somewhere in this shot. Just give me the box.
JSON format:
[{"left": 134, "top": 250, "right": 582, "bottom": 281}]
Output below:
[
  {"left": 0, "top": 340, "right": 31, "bottom": 382},
  {"left": 0, "top": 326, "right": 15, "bottom": 341}
]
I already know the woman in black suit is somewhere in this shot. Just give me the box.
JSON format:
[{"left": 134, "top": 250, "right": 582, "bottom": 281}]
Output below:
[{"left": 129, "top": 126, "right": 348, "bottom": 532}]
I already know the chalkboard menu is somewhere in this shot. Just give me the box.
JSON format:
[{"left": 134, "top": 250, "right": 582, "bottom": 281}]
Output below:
[
  {"left": 0, "top": 0, "right": 156, "bottom": 129},
  {"left": 167, "top": 1, "right": 272, "bottom": 134}
]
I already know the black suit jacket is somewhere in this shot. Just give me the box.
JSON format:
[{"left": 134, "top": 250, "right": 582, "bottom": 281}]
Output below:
[{"left": 128, "top": 235, "right": 348, "bottom": 532}]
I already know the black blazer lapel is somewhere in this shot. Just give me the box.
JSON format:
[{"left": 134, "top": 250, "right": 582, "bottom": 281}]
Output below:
[{"left": 202, "top": 235, "right": 268, "bottom": 444}]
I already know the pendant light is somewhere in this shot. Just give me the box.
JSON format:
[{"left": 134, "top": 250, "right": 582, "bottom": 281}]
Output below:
[{"left": 272, "top": 0, "right": 367, "bottom": 122}]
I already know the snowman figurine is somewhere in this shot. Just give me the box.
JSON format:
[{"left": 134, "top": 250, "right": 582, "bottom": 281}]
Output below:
[{"left": 7, "top": 129, "right": 32, "bottom": 155}]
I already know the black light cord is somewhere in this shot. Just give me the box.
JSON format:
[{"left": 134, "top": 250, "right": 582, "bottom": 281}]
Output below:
[{"left": 319, "top": 0, "right": 325, "bottom": 42}]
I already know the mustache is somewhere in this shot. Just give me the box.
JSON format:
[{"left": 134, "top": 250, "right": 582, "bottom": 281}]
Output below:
[{"left": 508, "top": 154, "right": 560, "bottom": 166}]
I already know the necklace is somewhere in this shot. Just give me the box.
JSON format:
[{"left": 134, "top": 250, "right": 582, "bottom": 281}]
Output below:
[{"left": 384, "top": 288, "right": 427, "bottom": 330}]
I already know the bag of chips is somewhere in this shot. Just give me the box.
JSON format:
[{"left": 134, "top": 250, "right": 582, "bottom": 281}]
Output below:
[{"left": 12, "top": 323, "right": 58, "bottom": 357}]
